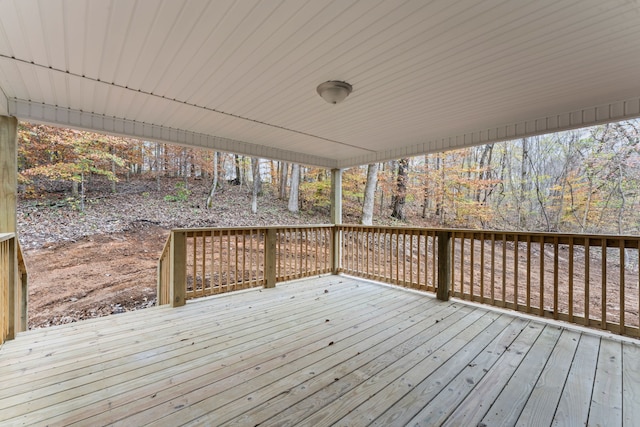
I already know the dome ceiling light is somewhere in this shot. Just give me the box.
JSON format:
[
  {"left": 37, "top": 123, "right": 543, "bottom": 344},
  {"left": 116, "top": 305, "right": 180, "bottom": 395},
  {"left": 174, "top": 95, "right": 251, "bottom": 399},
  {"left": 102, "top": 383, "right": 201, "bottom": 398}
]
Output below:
[{"left": 317, "top": 81, "right": 353, "bottom": 104}]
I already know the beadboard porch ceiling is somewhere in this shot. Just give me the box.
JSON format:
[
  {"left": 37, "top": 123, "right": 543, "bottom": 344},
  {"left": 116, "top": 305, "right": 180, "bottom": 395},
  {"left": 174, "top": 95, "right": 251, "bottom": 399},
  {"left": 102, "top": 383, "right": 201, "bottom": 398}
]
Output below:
[{"left": 1, "top": 0, "right": 640, "bottom": 168}]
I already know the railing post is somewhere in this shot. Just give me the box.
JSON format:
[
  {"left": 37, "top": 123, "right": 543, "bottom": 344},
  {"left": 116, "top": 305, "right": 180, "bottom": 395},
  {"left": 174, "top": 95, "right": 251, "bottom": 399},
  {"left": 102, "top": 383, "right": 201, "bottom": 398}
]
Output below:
[
  {"left": 436, "top": 231, "right": 451, "bottom": 301},
  {"left": 265, "top": 228, "right": 276, "bottom": 288},
  {"left": 7, "top": 237, "right": 16, "bottom": 340},
  {"left": 332, "top": 226, "right": 341, "bottom": 274},
  {"left": 157, "top": 256, "right": 163, "bottom": 305},
  {"left": 170, "top": 231, "right": 186, "bottom": 307},
  {"left": 15, "top": 241, "right": 27, "bottom": 333}
]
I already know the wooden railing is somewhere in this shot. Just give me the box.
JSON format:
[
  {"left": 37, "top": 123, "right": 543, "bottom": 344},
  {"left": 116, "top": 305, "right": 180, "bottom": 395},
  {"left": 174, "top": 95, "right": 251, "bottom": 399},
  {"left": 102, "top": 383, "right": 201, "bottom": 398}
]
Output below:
[
  {"left": 448, "top": 231, "right": 640, "bottom": 337},
  {"left": 158, "top": 224, "right": 640, "bottom": 337},
  {"left": 339, "top": 226, "right": 440, "bottom": 293},
  {"left": 157, "top": 226, "right": 332, "bottom": 306},
  {"left": 337, "top": 226, "right": 640, "bottom": 338},
  {"left": 1, "top": 233, "right": 27, "bottom": 345}
]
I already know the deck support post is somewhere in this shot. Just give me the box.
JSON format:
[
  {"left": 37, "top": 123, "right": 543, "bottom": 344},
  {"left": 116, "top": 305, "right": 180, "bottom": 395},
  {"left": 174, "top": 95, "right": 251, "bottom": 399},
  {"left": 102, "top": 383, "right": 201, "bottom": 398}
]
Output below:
[
  {"left": 264, "top": 228, "right": 276, "bottom": 288},
  {"left": 330, "top": 168, "right": 342, "bottom": 274},
  {"left": 0, "top": 116, "right": 17, "bottom": 234},
  {"left": 436, "top": 231, "right": 451, "bottom": 301},
  {"left": 170, "top": 231, "right": 186, "bottom": 307},
  {"left": 1, "top": 116, "right": 19, "bottom": 339}
]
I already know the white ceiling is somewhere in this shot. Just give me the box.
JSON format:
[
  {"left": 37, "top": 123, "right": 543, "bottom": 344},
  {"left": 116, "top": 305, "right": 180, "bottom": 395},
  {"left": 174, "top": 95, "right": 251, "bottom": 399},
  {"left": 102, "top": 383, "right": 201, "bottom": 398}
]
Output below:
[{"left": 1, "top": 0, "right": 640, "bottom": 168}]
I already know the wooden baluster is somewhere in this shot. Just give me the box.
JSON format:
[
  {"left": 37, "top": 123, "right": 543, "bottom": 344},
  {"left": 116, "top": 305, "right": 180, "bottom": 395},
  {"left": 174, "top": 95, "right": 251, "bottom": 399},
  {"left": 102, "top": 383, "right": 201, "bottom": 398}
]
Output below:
[
  {"left": 502, "top": 233, "right": 507, "bottom": 308},
  {"left": 314, "top": 229, "right": 318, "bottom": 274},
  {"left": 619, "top": 239, "right": 625, "bottom": 334},
  {"left": 384, "top": 230, "right": 388, "bottom": 281},
  {"left": 402, "top": 231, "right": 407, "bottom": 287},
  {"left": 491, "top": 233, "right": 495, "bottom": 305},
  {"left": 601, "top": 238, "right": 607, "bottom": 329},
  {"left": 201, "top": 231, "right": 206, "bottom": 295},
  {"left": 451, "top": 233, "right": 456, "bottom": 295},
  {"left": 226, "top": 230, "right": 231, "bottom": 292},
  {"left": 539, "top": 237, "right": 545, "bottom": 317},
  {"left": 265, "top": 228, "right": 276, "bottom": 288},
  {"left": 192, "top": 233, "right": 197, "bottom": 296},
  {"left": 553, "top": 236, "right": 559, "bottom": 320},
  {"left": 417, "top": 231, "right": 421, "bottom": 290},
  {"left": 568, "top": 238, "right": 574, "bottom": 323},
  {"left": 242, "top": 231, "right": 247, "bottom": 288},
  {"left": 480, "top": 232, "right": 485, "bottom": 304},
  {"left": 513, "top": 234, "right": 518, "bottom": 308},
  {"left": 393, "top": 230, "right": 398, "bottom": 284},
  {"left": 585, "top": 238, "right": 590, "bottom": 326},
  {"left": 432, "top": 233, "right": 437, "bottom": 289},
  {"left": 526, "top": 235, "right": 531, "bottom": 313},
  {"left": 234, "top": 231, "right": 239, "bottom": 290},
  {"left": 461, "top": 233, "right": 466, "bottom": 297},
  {"left": 470, "top": 234, "right": 475, "bottom": 300}
]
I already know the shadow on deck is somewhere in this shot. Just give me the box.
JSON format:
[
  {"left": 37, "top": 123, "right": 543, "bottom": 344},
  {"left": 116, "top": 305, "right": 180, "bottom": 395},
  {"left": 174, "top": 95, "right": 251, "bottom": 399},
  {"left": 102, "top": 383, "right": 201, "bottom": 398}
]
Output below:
[{"left": 0, "top": 276, "right": 638, "bottom": 426}]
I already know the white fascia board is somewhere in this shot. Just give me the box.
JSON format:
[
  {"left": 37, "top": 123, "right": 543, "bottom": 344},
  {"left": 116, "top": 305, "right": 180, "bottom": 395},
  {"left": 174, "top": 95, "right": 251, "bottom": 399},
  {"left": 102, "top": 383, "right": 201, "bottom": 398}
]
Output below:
[
  {"left": 336, "top": 96, "right": 640, "bottom": 168},
  {"left": 8, "top": 99, "right": 338, "bottom": 169}
]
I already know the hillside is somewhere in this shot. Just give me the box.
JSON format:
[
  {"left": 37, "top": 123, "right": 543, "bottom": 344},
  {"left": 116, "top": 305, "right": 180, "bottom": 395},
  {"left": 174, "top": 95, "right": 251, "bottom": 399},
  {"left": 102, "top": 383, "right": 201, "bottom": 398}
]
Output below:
[{"left": 18, "top": 177, "right": 330, "bottom": 328}]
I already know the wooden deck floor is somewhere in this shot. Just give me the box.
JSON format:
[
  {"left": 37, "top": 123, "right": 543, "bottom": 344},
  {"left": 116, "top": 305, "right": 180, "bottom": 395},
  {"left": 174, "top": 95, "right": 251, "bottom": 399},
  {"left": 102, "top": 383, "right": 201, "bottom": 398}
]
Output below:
[{"left": 0, "top": 276, "right": 638, "bottom": 426}]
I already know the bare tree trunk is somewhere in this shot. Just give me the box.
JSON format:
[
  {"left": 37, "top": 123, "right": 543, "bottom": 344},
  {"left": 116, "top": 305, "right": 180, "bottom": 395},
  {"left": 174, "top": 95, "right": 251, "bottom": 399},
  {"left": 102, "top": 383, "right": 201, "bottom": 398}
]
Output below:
[
  {"left": 155, "top": 143, "right": 161, "bottom": 191},
  {"left": 518, "top": 138, "right": 528, "bottom": 229},
  {"left": 206, "top": 152, "right": 219, "bottom": 209},
  {"left": 435, "top": 154, "right": 443, "bottom": 218},
  {"left": 80, "top": 171, "right": 85, "bottom": 213},
  {"left": 288, "top": 164, "right": 300, "bottom": 213},
  {"left": 379, "top": 162, "right": 385, "bottom": 215},
  {"left": 391, "top": 158, "right": 408, "bottom": 220},
  {"left": 279, "top": 162, "right": 288, "bottom": 199},
  {"left": 231, "top": 154, "right": 241, "bottom": 185},
  {"left": 361, "top": 163, "right": 378, "bottom": 225},
  {"left": 111, "top": 148, "right": 117, "bottom": 194},
  {"left": 251, "top": 158, "right": 261, "bottom": 214},
  {"left": 422, "top": 155, "right": 429, "bottom": 218}
]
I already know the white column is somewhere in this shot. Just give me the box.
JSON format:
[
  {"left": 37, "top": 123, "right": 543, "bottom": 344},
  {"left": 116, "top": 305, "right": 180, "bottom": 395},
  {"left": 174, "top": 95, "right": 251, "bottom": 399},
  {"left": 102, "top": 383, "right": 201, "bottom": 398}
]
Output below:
[{"left": 330, "top": 168, "right": 342, "bottom": 273}]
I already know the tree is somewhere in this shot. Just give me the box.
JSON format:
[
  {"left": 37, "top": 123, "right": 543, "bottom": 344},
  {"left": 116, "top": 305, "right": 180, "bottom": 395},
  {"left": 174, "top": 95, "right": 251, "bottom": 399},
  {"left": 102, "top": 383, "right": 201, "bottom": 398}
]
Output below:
[
  {"left": 361, "top": 163, "right": 378, "bottom": 225},
  {"left": 391, "top": 158, "right": 408, "bottom": 220},
  {"left": 19, "top": 123, "right": 126, "bottom": 210},
  {"left": 288, "top": 163, "right": 300, "bottom": 213},
  {"left": 206, "top": 152, "right": 219, "bottom": 209},
  {"left": 279, "top": 162, "right": 289, "bottom": 199},
  {"left": 251, "top": 158, "right": 261, "bottom": 214}
]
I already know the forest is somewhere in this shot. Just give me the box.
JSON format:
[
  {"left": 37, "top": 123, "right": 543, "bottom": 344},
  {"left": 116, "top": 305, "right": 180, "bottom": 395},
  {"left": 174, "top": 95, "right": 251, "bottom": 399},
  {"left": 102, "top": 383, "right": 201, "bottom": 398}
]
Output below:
[{"left": 16, "top": 120, "right": 640, "bottom": 236}]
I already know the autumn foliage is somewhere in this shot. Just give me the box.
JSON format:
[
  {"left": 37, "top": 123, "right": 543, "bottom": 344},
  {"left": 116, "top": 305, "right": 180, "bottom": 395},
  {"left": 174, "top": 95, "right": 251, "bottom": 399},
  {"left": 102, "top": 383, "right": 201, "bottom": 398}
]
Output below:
[{"left": 16, "top": 120, "right": 640, "bottom": 235}]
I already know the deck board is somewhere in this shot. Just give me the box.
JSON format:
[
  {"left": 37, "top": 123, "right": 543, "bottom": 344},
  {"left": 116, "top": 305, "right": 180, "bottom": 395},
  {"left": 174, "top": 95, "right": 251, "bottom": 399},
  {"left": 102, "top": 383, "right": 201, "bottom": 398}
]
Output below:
[{"left": 0, "top": 275, "right": 637, "bottom": 426}]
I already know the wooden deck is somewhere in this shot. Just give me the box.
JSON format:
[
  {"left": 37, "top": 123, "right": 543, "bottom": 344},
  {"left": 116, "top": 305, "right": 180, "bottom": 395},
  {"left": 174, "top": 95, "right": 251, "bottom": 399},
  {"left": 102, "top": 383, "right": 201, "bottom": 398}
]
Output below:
[{"left": 0, "top": 276, "right": 638, "bottom": 426}]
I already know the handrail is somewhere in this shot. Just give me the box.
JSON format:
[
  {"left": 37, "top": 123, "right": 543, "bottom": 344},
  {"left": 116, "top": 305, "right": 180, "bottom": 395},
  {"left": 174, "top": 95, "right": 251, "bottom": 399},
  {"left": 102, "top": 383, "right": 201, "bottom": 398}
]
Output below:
[{"left": 1, "top": 233, "right": 28, "bottom": 345}]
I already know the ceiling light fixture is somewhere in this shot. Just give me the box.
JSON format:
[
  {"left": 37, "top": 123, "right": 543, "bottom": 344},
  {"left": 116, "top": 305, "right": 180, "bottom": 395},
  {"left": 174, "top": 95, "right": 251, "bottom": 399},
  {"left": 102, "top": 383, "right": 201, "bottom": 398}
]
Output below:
[{"left": 317, "top": 81, "right": 353, "bottom": 104}]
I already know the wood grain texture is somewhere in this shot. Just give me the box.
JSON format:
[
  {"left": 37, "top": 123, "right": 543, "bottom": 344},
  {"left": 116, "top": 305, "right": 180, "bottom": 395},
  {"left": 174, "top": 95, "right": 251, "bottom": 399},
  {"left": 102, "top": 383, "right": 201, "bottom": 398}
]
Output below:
[
  {"left": 588, "top": 338, "right": 623, "bottom": 426},
  {"left": 0, "top": 276, "right": 636, "bottom": 426}
]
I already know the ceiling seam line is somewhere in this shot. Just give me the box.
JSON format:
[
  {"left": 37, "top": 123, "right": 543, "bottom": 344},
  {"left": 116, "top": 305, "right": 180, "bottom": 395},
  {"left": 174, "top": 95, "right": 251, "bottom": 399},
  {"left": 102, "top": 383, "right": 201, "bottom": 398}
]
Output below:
[{"left": 0, "top": 54, "right": 376, "bottom": 154}]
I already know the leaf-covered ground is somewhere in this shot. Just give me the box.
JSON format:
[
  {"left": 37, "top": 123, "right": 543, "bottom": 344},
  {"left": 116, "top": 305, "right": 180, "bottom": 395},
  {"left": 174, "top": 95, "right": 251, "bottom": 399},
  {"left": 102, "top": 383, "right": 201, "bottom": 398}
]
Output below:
[{"left": 18, "top": 177, "right": 330, "bottom": 328}]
